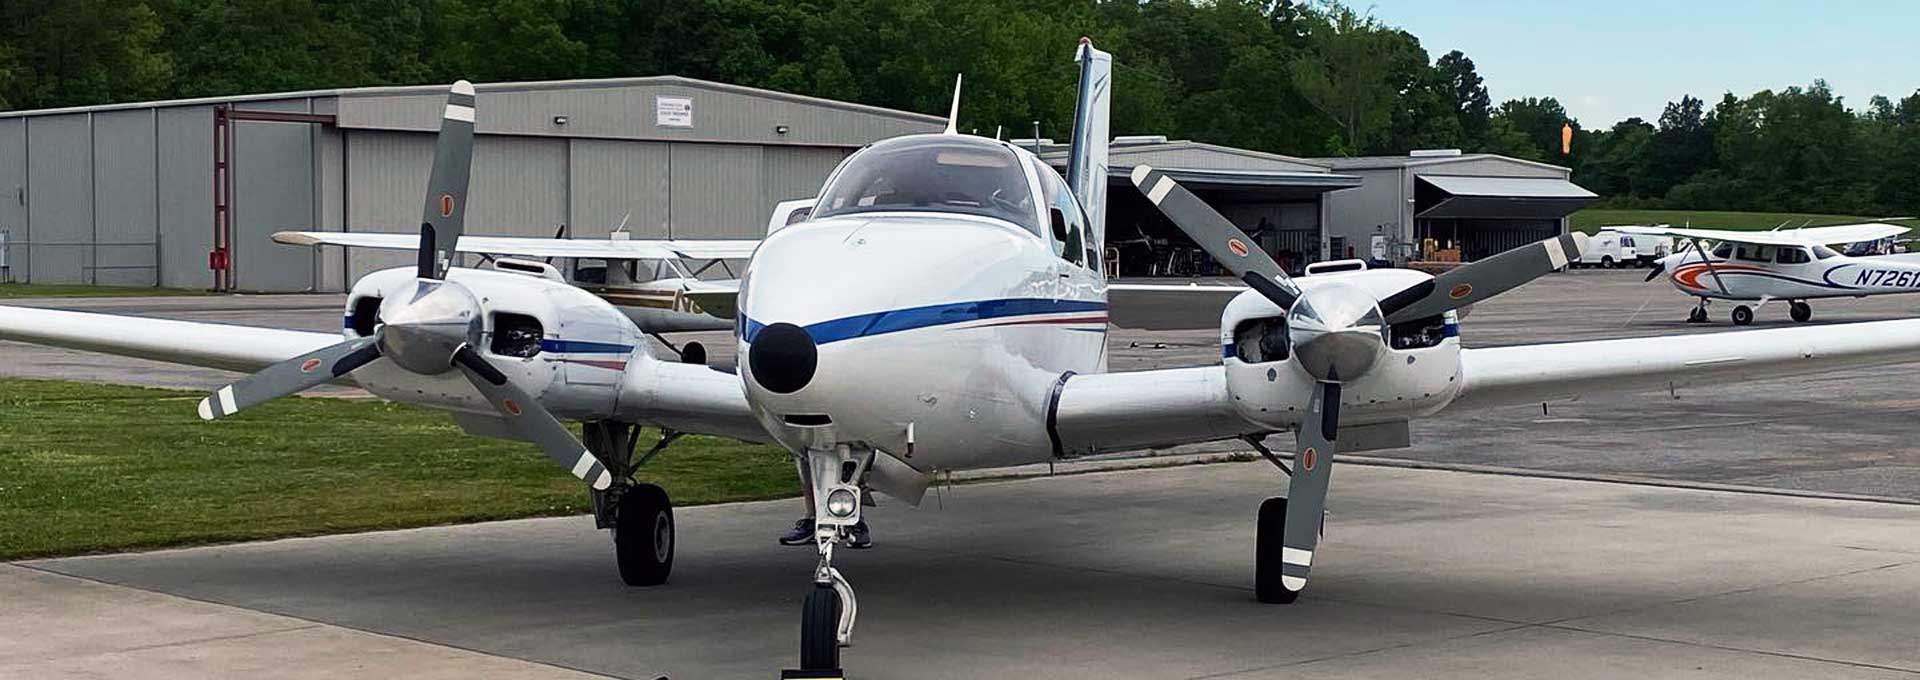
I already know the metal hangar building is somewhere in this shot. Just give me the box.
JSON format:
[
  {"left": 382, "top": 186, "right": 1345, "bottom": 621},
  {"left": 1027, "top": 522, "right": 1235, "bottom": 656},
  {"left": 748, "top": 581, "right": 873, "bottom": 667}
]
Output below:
[{"left": 0, "top": 77, "right": 942, "bottom": 292}]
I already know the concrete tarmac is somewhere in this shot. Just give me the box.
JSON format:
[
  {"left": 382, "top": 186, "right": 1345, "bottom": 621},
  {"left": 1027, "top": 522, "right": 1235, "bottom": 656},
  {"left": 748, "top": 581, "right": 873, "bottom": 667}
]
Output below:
[{"left": 19, "top": 463, "right": 1920, "bottom": 679}]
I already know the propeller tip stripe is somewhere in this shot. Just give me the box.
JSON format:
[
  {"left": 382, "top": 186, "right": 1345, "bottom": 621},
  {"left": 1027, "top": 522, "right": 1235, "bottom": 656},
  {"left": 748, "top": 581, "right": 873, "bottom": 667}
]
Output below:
[
  {"left": 569, "top": 451, "right": 598, "bottom": 478},
  {"left": 1146, "top": 176, "right": 1175, "bottom": 204},
  {"left": 216, "top": 385, "right": 237, "bottom": 416},
  {"left": 591, "top": 471, "right": 613, "bottom": 490},
  {"left": 444, "top": 103, "right": 475, "bottom": 123},
  {"left": 1282, "top": 546, "right": 1314, "bottom": 567},
  {"left": 452, "top": 80, "right": 475, "bottom": 96},
  {"left": 1281, "top": 575, "right": 1306, "bottom": 590},
  {"left": 196, "top": 398, "right": 215, "bottom": 421},
  {"left": 1544, "top": 236, "right": 1569, "bottom": 269}
]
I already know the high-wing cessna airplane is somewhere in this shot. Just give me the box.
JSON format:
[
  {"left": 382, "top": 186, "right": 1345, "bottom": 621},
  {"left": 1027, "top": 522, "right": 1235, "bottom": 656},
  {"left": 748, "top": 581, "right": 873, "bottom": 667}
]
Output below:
[
  {"left": 9, "top": 45, "right": 1920, "bottom": 673},
  {"left": 1623, "top": 222, "right": 1915, "bottom": 325},
  {"left": 272, "top": 229, "right": 753, "bottom": 339}
]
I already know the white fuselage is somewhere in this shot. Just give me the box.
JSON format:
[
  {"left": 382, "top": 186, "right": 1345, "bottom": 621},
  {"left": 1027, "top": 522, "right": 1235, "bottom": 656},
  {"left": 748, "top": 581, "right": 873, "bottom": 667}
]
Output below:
[
  {"left": 736, "top": 213, "right": 1106, "bottom": 470},
  {"left": 1659, "top": 248, "right": 1920, "bottom": 301}
]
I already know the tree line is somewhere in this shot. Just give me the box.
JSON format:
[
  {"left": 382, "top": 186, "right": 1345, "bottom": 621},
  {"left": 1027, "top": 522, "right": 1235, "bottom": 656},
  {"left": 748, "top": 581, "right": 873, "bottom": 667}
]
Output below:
[{"left": 3, "top": 0, "right": 1914, "bottom": 216}]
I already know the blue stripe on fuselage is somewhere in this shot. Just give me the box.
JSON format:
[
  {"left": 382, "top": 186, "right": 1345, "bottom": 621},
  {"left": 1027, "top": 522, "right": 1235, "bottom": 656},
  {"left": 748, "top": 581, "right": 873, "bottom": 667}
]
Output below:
[
  {"left": 540, "top": 339, "right": 636, "bottom": 354},
  {"left": 741, "top": 298, "right": 1108, "bottom": 345}
]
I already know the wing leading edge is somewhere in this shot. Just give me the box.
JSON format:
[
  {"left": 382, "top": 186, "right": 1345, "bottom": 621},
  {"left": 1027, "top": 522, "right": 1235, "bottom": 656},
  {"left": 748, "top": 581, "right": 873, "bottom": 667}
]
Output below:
[{"left": 1615, "top": 222, "right": 1910, "bottom": 246}]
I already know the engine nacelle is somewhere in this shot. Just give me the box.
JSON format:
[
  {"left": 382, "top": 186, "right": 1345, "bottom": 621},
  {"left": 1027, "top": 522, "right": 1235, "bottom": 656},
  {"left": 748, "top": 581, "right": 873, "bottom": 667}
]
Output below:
[
  {"left": 343, "top": 266, "right": 647, "bottom": 421},
  {"left": 1220, "top": 273, "right": 1465, "bottom": 431}
]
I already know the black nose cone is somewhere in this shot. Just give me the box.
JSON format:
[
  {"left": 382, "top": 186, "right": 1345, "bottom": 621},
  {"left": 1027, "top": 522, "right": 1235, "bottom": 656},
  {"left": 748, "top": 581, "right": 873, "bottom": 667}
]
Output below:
[{"left": 748, "top": 322, "right": 817, "bottom": 394}]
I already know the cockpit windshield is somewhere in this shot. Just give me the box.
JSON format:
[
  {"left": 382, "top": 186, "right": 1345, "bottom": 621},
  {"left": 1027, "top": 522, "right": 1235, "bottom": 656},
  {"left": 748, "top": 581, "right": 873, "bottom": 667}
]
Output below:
[{"left": 813, "top": 137, "right": 1039, "bottom": 233}]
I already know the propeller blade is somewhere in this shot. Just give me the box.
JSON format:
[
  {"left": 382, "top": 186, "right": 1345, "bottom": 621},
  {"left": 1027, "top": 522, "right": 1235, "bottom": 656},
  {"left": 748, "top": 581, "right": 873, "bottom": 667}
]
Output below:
[
  {"left": 451, "top": 346, "right": 613, "bottom": 490},
  {"left": 1378, "top": 232, "right": 1588, "bottom": 324},
  {"left": 1280, "top": 380, "right": 1340, "bottom": 595},
  {"left": 1644, "top": 260, "right": 1666, "bottom": 282},
  {"left": 1129, "top": 165, "right": 1301, "bottom": 309},
  {"left": 198, "top": 337, "right": 381, "bottom": 420},
  {"left": 417, "top": 80, "right": 477, "bottom": 280}
]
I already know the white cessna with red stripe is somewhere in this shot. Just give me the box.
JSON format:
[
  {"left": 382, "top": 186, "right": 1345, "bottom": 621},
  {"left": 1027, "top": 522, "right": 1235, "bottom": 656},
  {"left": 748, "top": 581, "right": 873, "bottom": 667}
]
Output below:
[
  {"left": 9, "top": 44, "right": 1920, "bottom": 675},
  {"left": 1626, "top": 222, "right": 1916, "bottom": 324}
]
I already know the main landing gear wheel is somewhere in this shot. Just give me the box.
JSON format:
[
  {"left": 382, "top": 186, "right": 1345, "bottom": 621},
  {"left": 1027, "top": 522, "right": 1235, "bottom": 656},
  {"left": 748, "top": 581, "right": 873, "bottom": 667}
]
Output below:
[
  {"left": 800, "top": 584, "right": 842, "bottom": 670},
  {"left": 1254, "top": 497, "right": 1300, "bottom": 604},
  {"left": 1790, "top": 301, "right": 1812, "bottom": 323},
  {"left": 1731, "top": 305, "right": 1755, "bottom": 326},
  {"left": 615, "top": 483, "right": 674, "bottom": 586},
  {"left": 1687, "top": 306, "right": 1708, "bottom": 323}
]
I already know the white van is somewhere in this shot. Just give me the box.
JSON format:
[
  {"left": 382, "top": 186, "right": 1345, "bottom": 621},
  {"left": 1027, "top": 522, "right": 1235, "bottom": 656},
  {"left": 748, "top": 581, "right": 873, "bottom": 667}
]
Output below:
[{"left": 1578, "top": 228, "right": 1670, "bottom": 268}]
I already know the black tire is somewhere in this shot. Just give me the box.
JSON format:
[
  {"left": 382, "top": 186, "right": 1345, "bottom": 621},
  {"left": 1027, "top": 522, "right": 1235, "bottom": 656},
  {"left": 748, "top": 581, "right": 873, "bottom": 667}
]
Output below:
[
  {"left": 1600, "top": 256, "right": 1615, "bottom": 269},
  {"left": 1790, "top": 302, "right": 1812, "bottom": 323},
  {"left": 800, "top": 584, "right": 841, "bottom": 670},
  {"left": 681, "top": 341, "right": 707, "bottom": 365},
  {"left": 1255, "top": 497, "right": 1300, "bottom": 604},
  {"left": 615, "top": 483, "right": 674, "bottom": 586},
  {"left": 1687, "top": 307, "right": 1708, "bottom": 323},
  {"left": 1732, "top": 305, "right": 1754, "bottom": 326}
]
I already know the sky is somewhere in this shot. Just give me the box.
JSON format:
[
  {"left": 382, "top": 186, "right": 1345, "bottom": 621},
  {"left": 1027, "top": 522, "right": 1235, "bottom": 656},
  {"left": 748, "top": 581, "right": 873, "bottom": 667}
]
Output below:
[{"left": 1366, "top": 0, "right": 1920, "bottom": 127}]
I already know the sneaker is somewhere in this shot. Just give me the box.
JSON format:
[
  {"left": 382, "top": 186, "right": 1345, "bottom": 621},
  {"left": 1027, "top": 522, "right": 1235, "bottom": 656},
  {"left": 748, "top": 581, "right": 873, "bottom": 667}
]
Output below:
[
  {"left": 778, "top": 517, "right": 813, "bottom": 546},
  {"left": 846, "top": 520, "right": 873, "bottom": 549}
]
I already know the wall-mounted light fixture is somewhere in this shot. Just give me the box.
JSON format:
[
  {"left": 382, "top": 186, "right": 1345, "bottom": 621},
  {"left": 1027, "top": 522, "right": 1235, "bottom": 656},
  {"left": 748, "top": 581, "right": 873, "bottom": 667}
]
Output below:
[
  {"left": 774, "top": 125, "right": 791, "bottom": 135},
  {"left": 552, "top": 115, "right": 569, "bottom": 126}
]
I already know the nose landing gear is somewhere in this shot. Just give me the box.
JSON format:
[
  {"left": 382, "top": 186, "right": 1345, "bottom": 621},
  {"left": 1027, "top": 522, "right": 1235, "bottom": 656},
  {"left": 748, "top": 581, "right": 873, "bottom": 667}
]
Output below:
[{"left": 790, "top": 445, "right": 870, "bottom": 674}]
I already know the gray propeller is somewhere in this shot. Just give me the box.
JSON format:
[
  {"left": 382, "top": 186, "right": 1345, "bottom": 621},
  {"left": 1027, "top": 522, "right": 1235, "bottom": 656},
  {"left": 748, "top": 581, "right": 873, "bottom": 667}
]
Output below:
[
  {"left": 1129, "top": 166, "right": 1302, "bottom": 308},
  {"left": 1376, "top": 231, "right": 1588, "bottom": 323},
  {"left": 195, "top": 81, "right": 612, "bottom": 492}
]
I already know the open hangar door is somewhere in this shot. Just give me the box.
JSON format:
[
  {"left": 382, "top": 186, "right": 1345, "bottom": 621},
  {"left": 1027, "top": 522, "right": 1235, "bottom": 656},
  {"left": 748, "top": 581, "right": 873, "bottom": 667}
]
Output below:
[
  {"left": 1413, "top": 174, "right": 1596, "bottom": 261},
  {"left": 1103, "top": 169, "right": 1358, "bottom": 277}
]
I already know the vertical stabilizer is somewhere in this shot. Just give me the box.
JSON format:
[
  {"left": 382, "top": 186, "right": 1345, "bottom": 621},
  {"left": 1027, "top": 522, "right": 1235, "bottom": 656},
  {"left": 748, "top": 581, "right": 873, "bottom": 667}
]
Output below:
[
  {"left": 944, "top": 74, "right": 964, "bottom": 135},
  {"left": 1066, "top": 39, "right": 1113, "bottom": 248}
]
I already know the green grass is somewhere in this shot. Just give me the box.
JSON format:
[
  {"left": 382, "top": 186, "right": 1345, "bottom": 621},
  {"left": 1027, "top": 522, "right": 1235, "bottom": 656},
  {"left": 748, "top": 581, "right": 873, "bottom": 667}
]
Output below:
[
  {"left": 0, "top": 283, "right": 212, "bottom": 298},
  {"left": 1570, "top": 209, "right": 1920, "bottom": 234},
  {"left": 0, "top": 378, "right": 796, "bottom": 559}
]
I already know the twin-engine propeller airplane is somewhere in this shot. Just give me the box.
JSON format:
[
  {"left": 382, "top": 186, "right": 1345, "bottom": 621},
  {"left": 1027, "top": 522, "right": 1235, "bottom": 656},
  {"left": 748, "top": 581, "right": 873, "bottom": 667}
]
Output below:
[
  {"left": 11, "top": 43, "right": 1920, "bottom": 673},
  {"left": 1623, "top": 222, "right": 1916, "bottom": 325}
]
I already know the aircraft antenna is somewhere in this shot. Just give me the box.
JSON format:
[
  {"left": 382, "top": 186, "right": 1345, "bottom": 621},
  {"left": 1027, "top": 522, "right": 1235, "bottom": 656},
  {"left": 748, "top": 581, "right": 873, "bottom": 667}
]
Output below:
[
  {"left": 994, "top": 124, "right": 1003, "bottom": 141},
  {"left": 943, "top": 74, "right": 963, "bottom": 134}
]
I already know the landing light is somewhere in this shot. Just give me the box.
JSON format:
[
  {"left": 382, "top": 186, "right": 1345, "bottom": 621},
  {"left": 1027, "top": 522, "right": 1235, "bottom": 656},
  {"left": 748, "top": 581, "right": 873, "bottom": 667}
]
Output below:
[{"left": 826, "top": 489, "right": 858, "bottom": 518}]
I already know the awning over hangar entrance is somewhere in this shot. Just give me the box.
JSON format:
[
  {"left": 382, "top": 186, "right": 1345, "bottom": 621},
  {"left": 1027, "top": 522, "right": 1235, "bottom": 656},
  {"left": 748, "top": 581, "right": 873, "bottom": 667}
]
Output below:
[
  {"left": 1414, "top": 175, "right": 1597, "bottom": 219},
  {"left": 1413, "top": 175, "right": 1596, "bottom": 261}
]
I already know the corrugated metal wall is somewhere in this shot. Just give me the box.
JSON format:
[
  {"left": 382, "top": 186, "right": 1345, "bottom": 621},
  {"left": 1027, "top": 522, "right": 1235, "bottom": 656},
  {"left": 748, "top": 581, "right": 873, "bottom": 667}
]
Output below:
[
  {"left": 156, "top": 106, "right": 213, "bottom": 289},
  {"left": 0, "top": 119, "right": 26, "bottom": 282},
  {"left": 92, "top": 109, "right": 158, "bottom": 286},
  {"left": 1322, "top": 167, "right": 1408, "bottom": 256},
  {"left": 26, "top": 114, "right": 92, "bottom": 283},
  {"left": 230, "top": 100, "right": 318, "bottom": 292},
  {"left": 569, "top": 139, "right": 669, "bottom": 238}
]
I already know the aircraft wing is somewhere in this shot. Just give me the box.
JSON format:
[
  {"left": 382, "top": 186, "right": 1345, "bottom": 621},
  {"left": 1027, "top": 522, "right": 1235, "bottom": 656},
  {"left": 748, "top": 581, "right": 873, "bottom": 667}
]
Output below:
[
  {"left": 1615, "top": 222, "right": 1911, "bottom": 246},
  {"left": 1106, "top": 282, "right": 1245, "bottom": 330},
  {"left": 1054, "top": 318, "right": 1920, "bottom": 456},
  {"left": 273, "top": 231, "right": 758, "bottom": 261},
  {"left": 0, "top": 305, "right": 769, "bottom": 441},
  {"left": 0, "top": 306, "right": 342, "bottom": 373},
  {"left": 681, "top": 279, "right": 741, "bottom": 319}
]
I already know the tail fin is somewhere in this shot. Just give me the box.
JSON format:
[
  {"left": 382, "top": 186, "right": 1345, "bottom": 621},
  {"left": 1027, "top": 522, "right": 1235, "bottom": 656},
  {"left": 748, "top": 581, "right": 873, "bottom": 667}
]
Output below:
[
  {"left": 1066, "top": 39, "right": 1113, "bottom": 249},
  {"left": 944, "top": 74, "right": 963, "bottom": 135}
]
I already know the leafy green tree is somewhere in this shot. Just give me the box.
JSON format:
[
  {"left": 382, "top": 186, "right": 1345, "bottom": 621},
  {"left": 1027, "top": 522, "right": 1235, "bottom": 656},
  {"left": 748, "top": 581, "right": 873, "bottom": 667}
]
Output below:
[
  {"left": 0, "top": 0, "right": 172, "bottom": 109},
  {"left": 1434, "top": 50, "right": 1489, "bottom": 147}
]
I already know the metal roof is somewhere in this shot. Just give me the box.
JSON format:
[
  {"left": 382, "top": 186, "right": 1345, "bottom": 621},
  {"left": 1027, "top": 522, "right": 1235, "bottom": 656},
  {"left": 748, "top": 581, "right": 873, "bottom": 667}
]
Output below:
[
  {"left": 0, "top": 75, "right": 944, "bottom": 124},
  {"left": 1042, "top": 140, "right": 1333, "bottom": 171},
  {"left": 1319, "top": 153, "right": 1572, "bottom": 174}
]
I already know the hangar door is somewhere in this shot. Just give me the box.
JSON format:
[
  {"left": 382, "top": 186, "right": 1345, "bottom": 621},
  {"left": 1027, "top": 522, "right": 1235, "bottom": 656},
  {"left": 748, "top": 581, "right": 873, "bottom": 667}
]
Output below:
[
  {"left": 344, "top": 131, "right": 567, "bottom": 281},
  {"left": 1413, "top": 174, "right": 1596, "bottom": 261},
  {"left": 0, "top": 119, "right": 25, "bottom": 282}
]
